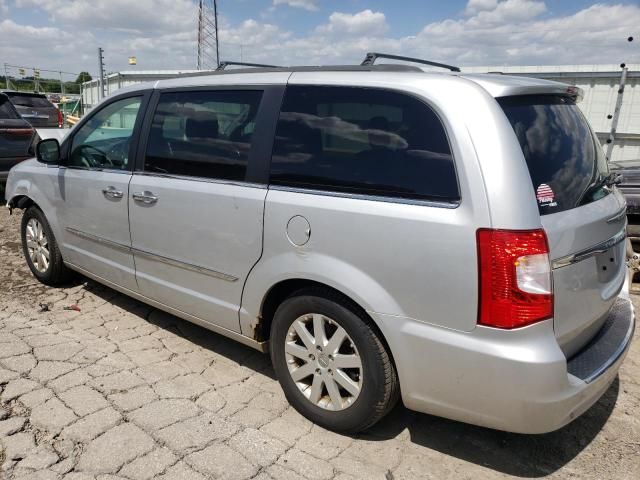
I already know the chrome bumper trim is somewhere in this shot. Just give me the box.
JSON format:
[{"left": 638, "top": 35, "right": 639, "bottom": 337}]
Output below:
[{"left": 552, "top": 227, "right": 627, "bottom": 270}]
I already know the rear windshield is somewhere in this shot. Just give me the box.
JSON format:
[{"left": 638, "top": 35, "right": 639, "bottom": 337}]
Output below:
[
  {"left": 0, "top": 96, "right": 20, "bottom": 119},
  {"left": 498, "top": 95, "right": 609, "bottom": 215},
  {"left": 7, "top": 93, "right": 53, "bottom": 108}
]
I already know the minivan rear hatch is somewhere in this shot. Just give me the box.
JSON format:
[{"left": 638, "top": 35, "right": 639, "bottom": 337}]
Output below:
[
  {"left": 499, "top": 94, "right": 627, "bottom": 357},
  {"left": 6, "top": 92, "right": 58, "bottom": 128}
]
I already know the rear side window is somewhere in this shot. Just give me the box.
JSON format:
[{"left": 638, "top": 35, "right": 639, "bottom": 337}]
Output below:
[
  {"left": 270, "top": 86, "right": 458, "bottom": 202},
  {"left": 145, "top": 90, "right": 263, "bottom": 182},
  {"left": 0, "top": 96, "right": 19, "bottom": 119},
  {"left": 498, "top": 95, "right": 608, "bottom": 215},
  {"left": 7, "top": 93, "right": 52, "bottom": 108}
]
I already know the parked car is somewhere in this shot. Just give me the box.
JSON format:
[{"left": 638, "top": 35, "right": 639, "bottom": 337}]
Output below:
[
  {"left": 4, "top": 54, "right": 634, "bottom": 434},
  {"left": 0, "top": 93, "right": 37, "bottom": 183},
  {"left": 608, "top": 160, "right": 640, "bottom": 278},
  {"left": 1, "top": 90, "right": 62, "bottom": 128},
  {"left": 609, "top": 160, "right": 640, "bottom": 216}
]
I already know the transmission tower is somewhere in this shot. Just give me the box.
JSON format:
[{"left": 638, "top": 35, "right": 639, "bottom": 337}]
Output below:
[{"left": 197, "top": 0, "right": 220, "bottom": 70}]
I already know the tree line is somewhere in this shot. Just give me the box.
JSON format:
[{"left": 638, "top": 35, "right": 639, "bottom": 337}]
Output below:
[{"left": 1, "top": 72, "right": 92, "bottom": 95}]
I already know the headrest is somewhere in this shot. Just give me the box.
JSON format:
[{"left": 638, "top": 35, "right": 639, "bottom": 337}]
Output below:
[{"left": 186, "top": 112, "right": 219, "bottom": 140}]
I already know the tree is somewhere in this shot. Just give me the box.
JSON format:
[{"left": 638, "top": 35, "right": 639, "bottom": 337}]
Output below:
[{"left": 75, "top": 72, "right": 92, "bottom": 84}]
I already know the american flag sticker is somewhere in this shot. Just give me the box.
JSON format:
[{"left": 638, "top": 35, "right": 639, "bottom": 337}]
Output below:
[{"left": 536, "top": 183, "right": 557, "bottom": 206}]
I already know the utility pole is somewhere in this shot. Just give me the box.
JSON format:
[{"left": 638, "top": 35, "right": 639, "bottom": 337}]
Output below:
[
  {"left": 33, "top": 69, "right": 40, "bottom": 93},
  {"left": 214, "top": 0, "right": 220, "bottom": 69},
  {"left": 98, "top": 47, "right": 106, "bottom": 100},
  {"left": 4, "top": 63, "right": 11, "bottom": 90},
  {"left": 197, "top": 0, "right": 203, "bottom": 69},
  {"left": 197, "top": 0, "right": 220, "bottom": 70}
]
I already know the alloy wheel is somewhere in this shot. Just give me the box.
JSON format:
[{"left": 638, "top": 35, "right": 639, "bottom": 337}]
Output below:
[
  {"left": 25, "top": 218, "right": 50, "bottom": 273},
  {"left": 285, "top": 313, "right": 363, "bottom": 411}
]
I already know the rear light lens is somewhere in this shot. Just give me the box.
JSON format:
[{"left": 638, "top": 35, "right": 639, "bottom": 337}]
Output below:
[
  {"left": 57, "top": 108, "right": 63, "bottom": 128},
  {"left": 477, "top": 229, "right": 553, "bottom": 329}
]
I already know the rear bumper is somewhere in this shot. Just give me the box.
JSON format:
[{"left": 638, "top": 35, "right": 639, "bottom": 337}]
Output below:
[{"left": 372, "top": 295, "right": 635, "bottom": 434}]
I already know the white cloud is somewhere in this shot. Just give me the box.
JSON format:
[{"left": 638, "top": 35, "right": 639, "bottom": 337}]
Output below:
[
  {"left": 464, "top": 0, "right": 499, "bottom": 16},
  {"left": 273, "top": 0, "right": 318, "bottom": 11},
  {"left": 220, "top": 18, "right": 291, "bottom": 49},
  {"left": 0, "top": 2, "right": 638, "bottom": 78},
  {"left": 316, "top": 10, "right": 388, "bottom": 37},
  {"left": 15, "top": 0, "right": 195, "bottom": 33},
  {"left": 467, "top": 0, "right": 546, "bottom": 25},
  {"left": 0, "top": 19, "right": 96, "bottom": 75},
  {"left": 412, "top": 3, "right": 636, "bottom": 66}
]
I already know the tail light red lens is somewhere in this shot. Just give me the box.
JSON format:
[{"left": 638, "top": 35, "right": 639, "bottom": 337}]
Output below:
[
  {"left": 57, "top": 108, "right": 64, "bottom": 128},
  {"left": 477, "top": 229, "right": 553, "bottom": 329}
]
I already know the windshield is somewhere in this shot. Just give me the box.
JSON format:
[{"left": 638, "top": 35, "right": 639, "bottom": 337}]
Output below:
[
  {"left": 7, "top": 93, "right": 53, "bottom": 108},
  {"left": 498, "top": 95, "right": 609, "bottom": 215}
]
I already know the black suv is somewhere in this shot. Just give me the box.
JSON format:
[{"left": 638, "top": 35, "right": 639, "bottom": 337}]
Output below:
[{"left": 0, "top": 93, "right": 37, "bottom": 183}]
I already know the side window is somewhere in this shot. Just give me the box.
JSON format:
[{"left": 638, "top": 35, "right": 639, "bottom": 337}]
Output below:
[
  {"left": 144, "top": 90, "right": 263, "bottom": 182},
  {"left": 271, "top": 86, "right": 459, "bottom": 201},
  {"left": 69, "top": 97, "right": 142, "bottom": 170}
]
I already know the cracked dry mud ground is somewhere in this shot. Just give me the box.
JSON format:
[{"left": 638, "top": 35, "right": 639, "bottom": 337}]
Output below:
[{"left": 0, "top": 207, "right": 639, "bottom": 480}]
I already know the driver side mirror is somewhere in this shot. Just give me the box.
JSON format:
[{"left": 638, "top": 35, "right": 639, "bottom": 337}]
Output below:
[{"left": 36, "top": 138, "right": 61, "bottom": 165}]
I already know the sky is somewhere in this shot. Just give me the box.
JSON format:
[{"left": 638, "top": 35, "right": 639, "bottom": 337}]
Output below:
[{"left": 0, "top": 0, "right": 638, "bottom": 80}]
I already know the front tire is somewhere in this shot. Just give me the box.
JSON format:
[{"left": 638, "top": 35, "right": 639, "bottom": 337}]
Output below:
[
  {"left": 270, "top": 289, "right": 399, "bottom": 433},
  {"left": 21, "top": 206, "right": 74, "bottom": 286}
]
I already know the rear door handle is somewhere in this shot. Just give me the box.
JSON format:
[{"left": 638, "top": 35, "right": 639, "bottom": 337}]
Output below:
[
  {"left": 132, "top": 191, "right": 158, "bottom": 205},
  {"left": 102, "top": 186, "right": 123, "bottom": 199}
]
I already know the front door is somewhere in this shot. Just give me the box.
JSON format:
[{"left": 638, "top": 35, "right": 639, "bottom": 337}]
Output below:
[
  {"left": 57, "top": 94, "right": 146, "bottom": 291},
  {"left": 129, "top": 88, "right": 274, "bottom": 332}
]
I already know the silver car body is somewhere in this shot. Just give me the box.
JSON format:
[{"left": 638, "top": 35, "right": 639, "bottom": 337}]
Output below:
[{"left": 5, "top": 69, "right": 634, "bottom": 433}]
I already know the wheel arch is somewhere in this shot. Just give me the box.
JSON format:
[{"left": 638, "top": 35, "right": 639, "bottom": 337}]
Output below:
[
  {"left": 255, "top": 278, "right": 398, "bottom": 374},
  {"left": 7, "top": 194, "right": 37, "bottom": 211}
]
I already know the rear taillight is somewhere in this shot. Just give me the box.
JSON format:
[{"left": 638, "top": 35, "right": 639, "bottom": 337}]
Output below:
[
  {"left": 477, "top": 229, "right": 553, "bottom": 329},
  {"left": 57, "top": 108, "right": 63, "bottom": 128}
]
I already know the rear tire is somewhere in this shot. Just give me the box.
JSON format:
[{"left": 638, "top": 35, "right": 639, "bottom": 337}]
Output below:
[
  {"left": 21, "top": 206, "right": 74, "bottom": 286},
  {"left": 270, "top": 288, "right": 399, "bottom": 433}
]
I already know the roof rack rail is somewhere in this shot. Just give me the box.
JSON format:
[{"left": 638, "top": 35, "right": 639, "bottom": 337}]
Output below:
[
  {"left": 216, "top": 61, "right": 281, "bottom": 71},
  {"left": 361, "top": 52, "right": 460, "bottom": 73}
]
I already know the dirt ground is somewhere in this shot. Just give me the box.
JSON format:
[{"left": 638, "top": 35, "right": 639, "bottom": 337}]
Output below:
[{"left": 0, "top": 205, "right": 639, "bottom": 480}]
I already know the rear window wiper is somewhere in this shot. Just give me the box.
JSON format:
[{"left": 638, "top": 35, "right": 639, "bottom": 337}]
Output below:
[
  {"left": 600, "top": 171, "right": 623, "bottom": 188},
  {"left": 581, "top": 172, "right": 622, "bottom": 204}
]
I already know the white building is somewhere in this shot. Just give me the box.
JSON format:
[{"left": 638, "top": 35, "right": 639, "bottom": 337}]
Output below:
[
  {"left": 82, "top": 64, "right": 640, "bottom": 162},
  {"left": 81, "top": 70, "right": 202, "bottom": 107}
]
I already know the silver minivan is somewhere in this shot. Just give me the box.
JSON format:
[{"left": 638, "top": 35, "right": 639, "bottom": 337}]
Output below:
[{"left": 4, "top": 54, "right": 635, "bottom": 434}]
